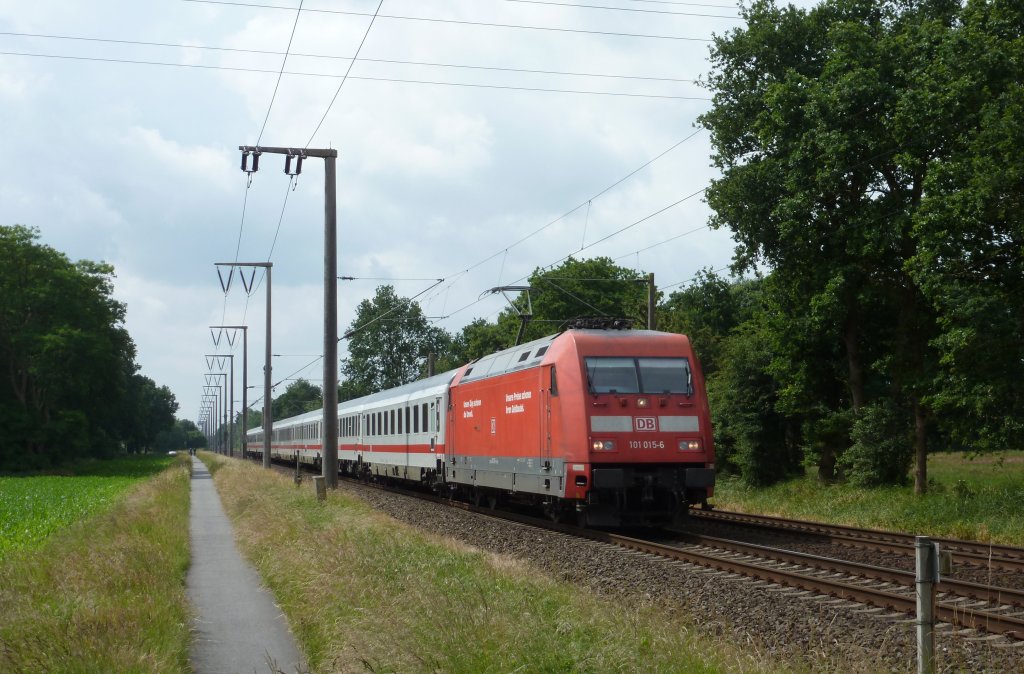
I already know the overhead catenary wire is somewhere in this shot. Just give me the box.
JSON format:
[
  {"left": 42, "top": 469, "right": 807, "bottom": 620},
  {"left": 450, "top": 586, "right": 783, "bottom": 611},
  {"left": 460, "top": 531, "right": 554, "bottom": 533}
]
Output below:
[
  {"left": 418, "top": 131, "right": 706, "bottom": 321},
  {"left": 433, "top": 187, "right": 709, "bottom": 324},
  {"left": 180, "top": 0, "right": 716, "bottom": 42},
  {"left": 498, "top": 0, "right": 738, "bottom": 18},
  {"left": 0, "top": 31, "right": 702, "bottom": 84},
  {"left": 0, "top": 52, "right": 705, "bottom": 100},
  {"left": 614, "top": 222, "right": 711, "bottom": 262},
  {"left": 340, "top": 276, "right": 445, "bottom": 282},
  {"left": 305, "top": 0, "right": 385, "bottom": 148},
  {"left": 255, "top": 0, "right": 304, "bottom": 146},
  {"left": 426, "top": 128, "right": 705, "bottom": 302}
]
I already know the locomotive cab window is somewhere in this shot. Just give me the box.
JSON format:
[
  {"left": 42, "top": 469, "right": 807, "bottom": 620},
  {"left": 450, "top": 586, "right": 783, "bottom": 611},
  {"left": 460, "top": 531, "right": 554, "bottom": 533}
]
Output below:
[
  {"left": 586, "top": 357, "right": 639, "bottom": 393},
  {"left": 638, "top": 358, "right": 692, "bottom": 394},
  {"left": 586, "top": 357, "right": 693, "bottom": 395}
]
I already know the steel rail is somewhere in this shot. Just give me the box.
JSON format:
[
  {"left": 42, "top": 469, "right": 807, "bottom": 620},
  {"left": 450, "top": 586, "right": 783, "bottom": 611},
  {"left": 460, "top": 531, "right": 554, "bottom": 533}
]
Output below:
[
  {"left": 693, "top": 509, "right": 1024, "bottom": 572},
  {"left": 674, "top": 531, "right": 1024, "bottom": 608},
  {"left": 584, "top": 530, "right": 1024, "bottom": 640}
]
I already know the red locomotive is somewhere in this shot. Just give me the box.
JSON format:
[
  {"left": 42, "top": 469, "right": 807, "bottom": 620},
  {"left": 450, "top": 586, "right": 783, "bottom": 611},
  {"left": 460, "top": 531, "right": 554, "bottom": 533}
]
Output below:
[{"left": 248, "top": 327, "right": 715, "bottom": 526}]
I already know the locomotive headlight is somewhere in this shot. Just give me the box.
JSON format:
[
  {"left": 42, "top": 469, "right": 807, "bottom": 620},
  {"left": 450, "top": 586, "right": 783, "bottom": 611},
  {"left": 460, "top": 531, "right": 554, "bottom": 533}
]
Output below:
[
  {"left": 636, "top": 397, "right": 650, "bottom": 409},
  {"left": 679, "top": 439, "right": 701, "bottom": 451},
  {"left": 592, "top": 440, "right": 616, "bottom": 451}
]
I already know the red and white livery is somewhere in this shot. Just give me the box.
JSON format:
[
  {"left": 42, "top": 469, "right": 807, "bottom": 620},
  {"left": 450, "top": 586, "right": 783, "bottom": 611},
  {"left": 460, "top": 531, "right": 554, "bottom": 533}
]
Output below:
[{"left": 248, "top": 328, "right": 716, "bottom": 526}]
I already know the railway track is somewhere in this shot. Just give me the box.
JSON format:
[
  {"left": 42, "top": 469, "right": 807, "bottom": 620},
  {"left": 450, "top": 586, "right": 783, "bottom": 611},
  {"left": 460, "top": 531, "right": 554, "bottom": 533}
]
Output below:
[
  {"left": 691, "top": 508, "right": 1024, "bottom": 573},
  {"left": 259, "top": 457, "right": 1024, "bottom": 642}
]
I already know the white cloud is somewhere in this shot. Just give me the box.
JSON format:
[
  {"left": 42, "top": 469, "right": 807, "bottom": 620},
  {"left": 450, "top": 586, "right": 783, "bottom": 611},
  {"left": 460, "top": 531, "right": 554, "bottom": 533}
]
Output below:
[{"left": 123, "top": 127, "right": 235, "bottom": 192}]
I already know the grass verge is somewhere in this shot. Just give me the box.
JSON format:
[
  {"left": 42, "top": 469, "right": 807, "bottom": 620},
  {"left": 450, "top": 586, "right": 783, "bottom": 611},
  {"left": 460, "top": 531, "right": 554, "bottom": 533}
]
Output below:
[
  {"left": 714, "top": 451, "right": 1024, "bottom": 545},
  {"left": 0, "top": 454, "right": 192, "bottom": 673},
  {"left": 204, "top": 454, "right": 776, "bottom": 674}
]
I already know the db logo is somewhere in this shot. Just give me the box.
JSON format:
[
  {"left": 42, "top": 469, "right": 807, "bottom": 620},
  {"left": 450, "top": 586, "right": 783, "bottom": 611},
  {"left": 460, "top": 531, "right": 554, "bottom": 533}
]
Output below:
[{"left": 634, "top": 417, "right": 657, "bottom": 432}]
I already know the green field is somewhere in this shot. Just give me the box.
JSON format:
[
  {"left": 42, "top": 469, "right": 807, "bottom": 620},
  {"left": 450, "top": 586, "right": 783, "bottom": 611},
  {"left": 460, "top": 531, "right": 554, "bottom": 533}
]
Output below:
[
  {"left": 0, "top": 455, "right": 173, "bottom": 560},
  {"left": 0, "top": 454, "right": 191, "bottom": 673},
  {"left": 713, "top": 451, "right": 1024, "bottom": 546}
]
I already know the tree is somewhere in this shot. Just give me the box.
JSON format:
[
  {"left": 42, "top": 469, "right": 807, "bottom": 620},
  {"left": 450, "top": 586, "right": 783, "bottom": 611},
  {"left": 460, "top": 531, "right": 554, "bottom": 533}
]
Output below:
[
  {"left": 659, "top": 269, "right": 748, "bottom": 377},
  {"left": 444, "top": 318, "right": 510, "bottom": 366},
  {"left": 909, "top": 0, "right": 1024, "bottom": 452},
  {"left": 271, "top": 379, "right": 322, "bottom": 420},
  {"left": 341, "top": 285, "right": 451, "bottom": 397},
  {"left": 523, "top": 257, "right": 648, "bottom": 341},
  {"left": 0, "top": 225, "right": 142, "bottom": 469},
  {"left": 122, "top": 374, "right": 179, "bottom": 453},
  {"left": 699, "top": 0, "right": 985, "bottom": 491}
]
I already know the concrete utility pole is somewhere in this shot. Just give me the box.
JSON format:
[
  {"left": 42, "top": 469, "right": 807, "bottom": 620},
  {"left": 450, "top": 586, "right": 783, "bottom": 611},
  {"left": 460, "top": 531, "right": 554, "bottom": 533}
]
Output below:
[
  {"left": 217, "top": 261, "right": 273, "bottom": 468},
  {"left": 206, "top": 372, "right": 227, "bottom": 450},
  {"left": 203, "top": 386, "right": 222, "bottom": 451},
  {"left": 915, "top": 536, "right": 944, "bottom": 674},
  {"left": 239, "top": 145, "right": 339, "bottom": 488},
  {"left": 205, "top": 376, "right": 226, "bottom": 453},
  {"left": 211, "top": 326, "right": 248, "bottom": 458},
  {"left": 206, "top": 355, "right": 234, "bottom": 457}
]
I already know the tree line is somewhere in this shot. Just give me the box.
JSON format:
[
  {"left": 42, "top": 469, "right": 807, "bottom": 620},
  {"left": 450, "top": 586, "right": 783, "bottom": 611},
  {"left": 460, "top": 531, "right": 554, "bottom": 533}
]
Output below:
[
  {"left": 695, "top": 0, "right": 1023, "bottom": 492},
  {"left": 0, "top": 225, "right": 180, "bottom": 471}
]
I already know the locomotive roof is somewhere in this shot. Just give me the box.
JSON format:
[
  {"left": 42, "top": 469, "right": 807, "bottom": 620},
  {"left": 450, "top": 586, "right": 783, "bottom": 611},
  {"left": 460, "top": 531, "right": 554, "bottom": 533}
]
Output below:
[
  {"left": 458, "top": 332, "right": 559, "bottom": 384},
  {"left": 457, "top": 328, "right": 677, "bottom": 384}
]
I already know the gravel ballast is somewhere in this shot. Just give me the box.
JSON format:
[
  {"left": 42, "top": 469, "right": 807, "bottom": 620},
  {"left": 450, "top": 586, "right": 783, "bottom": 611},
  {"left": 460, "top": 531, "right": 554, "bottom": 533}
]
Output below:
[{"left": 340, "top": 480, "right": 1024, "bottom": 673}]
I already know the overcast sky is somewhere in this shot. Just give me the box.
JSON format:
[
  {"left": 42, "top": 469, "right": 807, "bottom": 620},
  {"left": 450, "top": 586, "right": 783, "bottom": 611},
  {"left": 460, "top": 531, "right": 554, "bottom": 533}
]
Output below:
[{"left": 0, "top": 0, "right": 813, "bottom": 423}]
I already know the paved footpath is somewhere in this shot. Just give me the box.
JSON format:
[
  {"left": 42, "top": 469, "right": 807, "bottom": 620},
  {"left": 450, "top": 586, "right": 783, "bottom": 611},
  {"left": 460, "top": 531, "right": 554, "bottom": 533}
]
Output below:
[{"left": 187, "top": 456, "right": 305, "bottom": 674}]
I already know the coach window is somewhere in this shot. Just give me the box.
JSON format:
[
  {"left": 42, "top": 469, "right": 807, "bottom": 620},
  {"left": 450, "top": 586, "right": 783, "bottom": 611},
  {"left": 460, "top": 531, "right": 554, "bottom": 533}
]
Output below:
[
  {"left": 405, "top": 407, "right": 410, "bottom": 434},
  {"left": 378, "top": 412, "right": 383, "bottom": 436},
  {"left": 429, "top": 403, "right": 436, "bottom": 433},
  {"left": 390, "top": 409, "right": 395, "bottom": 435},
  {"left": 397, "top": 408, "right": 403, "bottom": 434},
  {"left": 413, "top": 406, "right": 419, "bottom": 433},
  {"left": 421, "top": 403, "right": 428, "bottom": 433}
]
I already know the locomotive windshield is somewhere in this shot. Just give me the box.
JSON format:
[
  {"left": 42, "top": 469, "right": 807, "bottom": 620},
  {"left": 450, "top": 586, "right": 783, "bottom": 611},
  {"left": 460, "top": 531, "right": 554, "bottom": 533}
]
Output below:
[{"left": 586, "top": 357, "right": 692, "bottom": 395}]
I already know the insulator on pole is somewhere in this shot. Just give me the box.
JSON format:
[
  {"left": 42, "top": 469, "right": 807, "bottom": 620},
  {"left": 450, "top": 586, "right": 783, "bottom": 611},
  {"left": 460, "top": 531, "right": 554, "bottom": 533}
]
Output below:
[{"left": 284, "top": 152, "right": 304, "bottom": 176}]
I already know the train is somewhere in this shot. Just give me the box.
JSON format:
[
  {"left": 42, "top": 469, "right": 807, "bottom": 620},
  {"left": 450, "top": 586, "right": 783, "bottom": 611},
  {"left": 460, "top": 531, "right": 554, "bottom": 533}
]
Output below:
[{"left": 246, "top": 327, "right": 715, "bottom": 526}]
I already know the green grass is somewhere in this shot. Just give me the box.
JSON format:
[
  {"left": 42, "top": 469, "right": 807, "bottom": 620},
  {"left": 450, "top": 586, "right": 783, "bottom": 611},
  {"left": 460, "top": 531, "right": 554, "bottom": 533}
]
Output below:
[
  {"left": 204, "top": 453, "right": 774, "bottom": 674},
  {"left": 0, "top": 454, "right": 173, "bottom": 561},
  {"left": 713, "top": 451, "right": 1024, "bottom": 545},
  {"left": 0, "top": 454, "right": 191, "bottom": 673}
]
